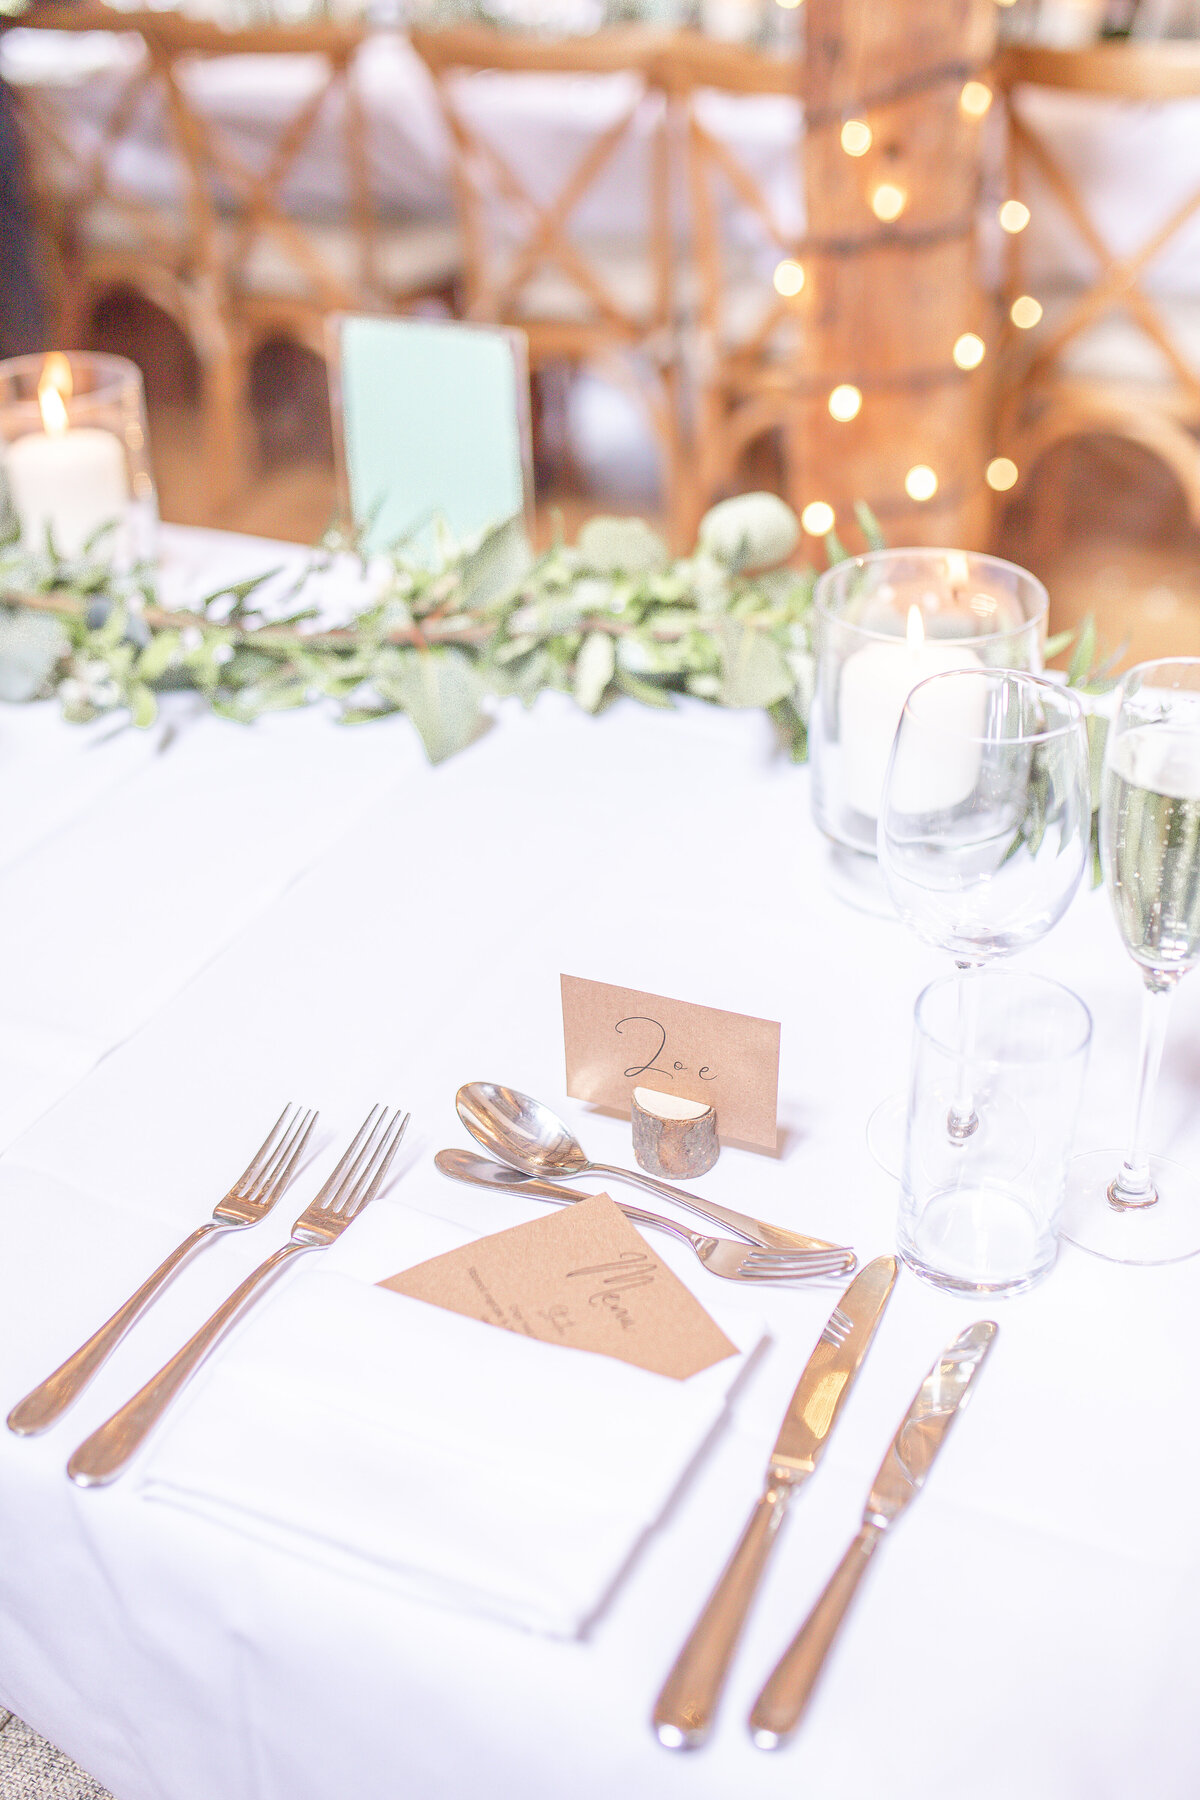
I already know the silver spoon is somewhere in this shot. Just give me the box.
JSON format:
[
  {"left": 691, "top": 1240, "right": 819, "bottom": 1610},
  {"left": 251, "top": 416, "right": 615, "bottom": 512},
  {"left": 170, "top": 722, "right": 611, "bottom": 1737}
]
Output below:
[
  {"left": 435, "top": 1150, "right": 855, "bottom": 1282},
  {"left": 455, "top": 1083, "right": 853, "bottom": 1257}
]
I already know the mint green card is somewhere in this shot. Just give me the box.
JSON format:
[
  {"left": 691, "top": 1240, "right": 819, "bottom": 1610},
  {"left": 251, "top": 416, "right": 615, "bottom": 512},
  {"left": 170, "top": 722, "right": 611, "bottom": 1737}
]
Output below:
[{"left": 333, "top": 316, "right": 528, "bottom": 557}]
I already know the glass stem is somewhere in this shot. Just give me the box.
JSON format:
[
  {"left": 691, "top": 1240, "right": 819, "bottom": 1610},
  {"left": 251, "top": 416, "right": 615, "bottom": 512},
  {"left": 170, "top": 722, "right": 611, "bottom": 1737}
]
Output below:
[
  {"left": 1110, "top": 975, "right": 1176, "bottom": 1209},
  {"left": 947, "top": 958, "right": 983, "bottom": 1143}
]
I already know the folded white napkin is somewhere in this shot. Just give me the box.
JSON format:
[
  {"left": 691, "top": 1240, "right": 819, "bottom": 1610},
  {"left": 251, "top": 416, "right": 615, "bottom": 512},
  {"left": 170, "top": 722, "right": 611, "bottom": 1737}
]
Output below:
[{"left": 140, "top": 1210, "right": 764, "bottom": 1637}]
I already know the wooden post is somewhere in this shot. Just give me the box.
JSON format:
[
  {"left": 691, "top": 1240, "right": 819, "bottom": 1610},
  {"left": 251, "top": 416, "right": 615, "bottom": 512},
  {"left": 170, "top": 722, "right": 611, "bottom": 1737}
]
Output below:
[{"left": 796, "top": 0, "right": 997, "bottom": 550}]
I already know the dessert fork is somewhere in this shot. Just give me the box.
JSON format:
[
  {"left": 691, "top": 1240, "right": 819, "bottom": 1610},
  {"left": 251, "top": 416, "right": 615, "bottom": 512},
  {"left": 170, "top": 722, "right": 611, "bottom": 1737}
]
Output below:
[
  {"left": 68, "top": 1104, "right": 409, "bottom": 1488},
  {"left": 8, "top": 1103, "right": 317, "bottom": 1437},
  {"left": 434, "top": 1150, "right": 855, "bottom": 1282}
]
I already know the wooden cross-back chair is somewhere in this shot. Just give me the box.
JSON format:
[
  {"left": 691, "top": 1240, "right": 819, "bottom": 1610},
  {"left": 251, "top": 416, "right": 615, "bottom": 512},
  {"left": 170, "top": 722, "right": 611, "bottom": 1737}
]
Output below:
[
  {"left": 998, "top": 39, "right": 1200, "bottom": 522},
  {"left": 410, "top": 24, "right": 686, "bottom": 539},
  {"left": 658, "top": 36, "right": 803, "bottom": 535},
  {"left": 13, "top": 2, "right": 460, "bottom": 513}
]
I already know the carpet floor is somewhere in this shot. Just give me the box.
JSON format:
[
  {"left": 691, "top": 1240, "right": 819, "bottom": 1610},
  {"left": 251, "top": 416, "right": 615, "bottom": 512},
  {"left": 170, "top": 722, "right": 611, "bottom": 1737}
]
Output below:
[{"left": 0, "top": 1714, "right": 113, "bottom": 1800}]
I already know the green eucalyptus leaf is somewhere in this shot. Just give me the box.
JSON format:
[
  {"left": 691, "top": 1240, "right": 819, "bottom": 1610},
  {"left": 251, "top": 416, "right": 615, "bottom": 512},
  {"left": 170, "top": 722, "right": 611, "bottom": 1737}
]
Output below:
[
  {"left": 853, "top": 500, "right": 886, "bottom": 552},
  {"left": 698, "top": 493, "right": 799, "bottom": 571},
  {"left": 377, "top": 647, "right": 486, "bottom": 763},
  {"left": 1067, "top": 615, "right": 1098, "bottom": 688},
  {"left": 574, "top": 630, "right": 616, "bottom": 713},
  {"left": 577, "top": 515, "right": 669, "bottom": 576},
  {"left": 0, "top": 609, "right": 70, "bottom": 701},
  {"left": 718, "top": 618, "right": 794, "bottom": 710},
  {"left": 136, "top": 630, "right": 181, "bottom": 682},
  {"left": 458, "top": 514, "right": 532, "bottom": 613},
  {"left": 615, "top": 670, "right": 675, "bottom": 708},
  {"left": 128, "top": 681, "right": 158, "bottom": 729},
  {"left": 1086, "top": 710, "right": 1109, "bottom": 813}
]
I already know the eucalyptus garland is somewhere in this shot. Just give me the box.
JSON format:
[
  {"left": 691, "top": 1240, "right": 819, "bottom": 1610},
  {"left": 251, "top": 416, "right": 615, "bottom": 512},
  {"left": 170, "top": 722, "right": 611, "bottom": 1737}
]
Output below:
[
  {"left": 0, "top": 494, "right": 820, "bottom": 763},
  {"left": 0, "top": 494, "right": 1113, "bottom": 793}
]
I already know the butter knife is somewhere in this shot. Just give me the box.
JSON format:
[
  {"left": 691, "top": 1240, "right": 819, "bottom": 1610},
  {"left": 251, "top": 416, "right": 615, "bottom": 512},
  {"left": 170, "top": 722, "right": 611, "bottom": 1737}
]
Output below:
[
  {"left": 652, "top": 1255, "right": 898, "bottom": 1751},
  {"left": 748, "top": 1318, "right": 998, "bottom": 1750}
]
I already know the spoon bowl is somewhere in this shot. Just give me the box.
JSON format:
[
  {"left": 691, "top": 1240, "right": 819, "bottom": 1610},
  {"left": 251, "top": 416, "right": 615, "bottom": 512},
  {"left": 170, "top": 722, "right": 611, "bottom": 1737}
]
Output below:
[{"left": 456, "top": 1082, "right": 591, "bottom": 1179}]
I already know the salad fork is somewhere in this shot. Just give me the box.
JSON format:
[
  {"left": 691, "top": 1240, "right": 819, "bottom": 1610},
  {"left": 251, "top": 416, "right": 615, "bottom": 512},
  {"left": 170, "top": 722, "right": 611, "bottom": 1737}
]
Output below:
[
  {"left": 8, "top": 1104, "right": 317, "bottom": 1437},
  {"left": 68, "top": 1104, "right": 409, "bottom": 1488}
]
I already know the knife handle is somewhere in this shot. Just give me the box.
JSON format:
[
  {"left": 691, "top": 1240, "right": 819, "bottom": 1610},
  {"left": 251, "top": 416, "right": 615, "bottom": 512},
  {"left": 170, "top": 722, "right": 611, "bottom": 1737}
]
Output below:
[
  {"left": 748, "top": 1523, "right": 881, "bottom": 1749},
  {"left": 653, "top": 1486, "right": 789, "bottom": 1750}
]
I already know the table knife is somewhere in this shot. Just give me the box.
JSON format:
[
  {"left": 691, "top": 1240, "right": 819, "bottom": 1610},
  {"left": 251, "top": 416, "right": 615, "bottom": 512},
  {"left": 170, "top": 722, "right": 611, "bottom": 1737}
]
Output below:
[
  {"left": 748, "top": 1317, "right": 998, "bottom": 1750},
  {"left": 652, "top": 1254, "right": 897, "bottom": 1751}
]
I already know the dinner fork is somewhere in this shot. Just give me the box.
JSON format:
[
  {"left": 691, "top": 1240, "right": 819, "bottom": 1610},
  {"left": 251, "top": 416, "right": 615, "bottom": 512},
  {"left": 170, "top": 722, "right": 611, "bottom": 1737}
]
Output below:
[
  {"left": 67, "top": 1105, "right": 409, "bottom": 1488},
  {"left": 433, "top": 1150, "right": 855, "bottom": 1283},
  {"left": 8, "top": 1104, "right": 317, "bottom": 1437}
]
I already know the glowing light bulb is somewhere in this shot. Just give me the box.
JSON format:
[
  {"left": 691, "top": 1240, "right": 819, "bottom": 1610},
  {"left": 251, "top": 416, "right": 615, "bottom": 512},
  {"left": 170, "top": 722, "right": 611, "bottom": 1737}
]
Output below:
[
  {"left": 999, "top": 199, "right": 1031, "bottom": 234},
  {"left": 840, "top": 119, "right": 872, "bottom": 157},
  {"left": 960, "top": 81, "right": 993, "bottom": 119},
  {"left": 773, "top": 258, "right": 806, "bottom": 298},
  {"left": 1010, "top": 294, "right": 1043, "bottom": 329},
  {"left": 774, "top": 0, "right": 803, "bottom": 8},
  {"left": 801, "top": 501, "right": 835, "bottom": 536},
  {"left": 953, "top": 332, "right": 986, "bottom": 370},
  {"left": 828, "top": 384, "right": 863, "bottom": 422},
  {"left": 986, "top": 457, "right": 1019, "bottom": 492},
  {"left": 871, "top": 183, "right": 907, "bottom": 223},
  {"left": 905, "top": 465, "right": 938, "bottom": 503}
]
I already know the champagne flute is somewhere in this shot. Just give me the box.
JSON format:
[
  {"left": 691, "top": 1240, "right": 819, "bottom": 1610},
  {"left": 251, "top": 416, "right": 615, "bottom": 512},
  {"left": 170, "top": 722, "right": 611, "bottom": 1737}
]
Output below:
[
  {"left": 1062, "top": 658, "right": 1200, "bottom": 1264},
  {"left": 870, "top": 669, "right": 1091, "bottom": 1175}
]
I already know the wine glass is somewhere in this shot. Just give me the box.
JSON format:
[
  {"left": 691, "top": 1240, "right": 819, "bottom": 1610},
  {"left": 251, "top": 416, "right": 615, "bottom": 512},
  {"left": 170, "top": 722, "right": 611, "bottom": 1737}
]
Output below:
[
  {"left": 1062, "top": 658, "right": 1200, "bottom": 1264},
  {"left": 869, "top": 669, "right": 1092, "bottom": 1174}
]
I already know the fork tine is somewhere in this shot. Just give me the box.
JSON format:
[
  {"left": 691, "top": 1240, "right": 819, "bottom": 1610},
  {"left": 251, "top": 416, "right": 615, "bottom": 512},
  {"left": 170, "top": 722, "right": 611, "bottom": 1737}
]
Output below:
[
  {"left": 247, "top": 1105, "right": 312, "bottom": 1204},
  {"left": 750, "top": 1259, "right": 853, "bottom": 1279},
  {"left": 743, "top": 1253, "right": 853, "bottom": 1273},
  {"left": 317, "top": 1105, "right": 390, "bottom": 1213},
  {"left": 328, "top": 1107, "right": 396, "bottom": 1216},
  {"left": 256, "top": 1107, "right": 318, "bottom": 1209},
  {"left": 343, "top": 1110, "right": 410, "bottom": 1220},
  {"left": 230, "top": 1103, "right": 294, "bottom": 1197}
]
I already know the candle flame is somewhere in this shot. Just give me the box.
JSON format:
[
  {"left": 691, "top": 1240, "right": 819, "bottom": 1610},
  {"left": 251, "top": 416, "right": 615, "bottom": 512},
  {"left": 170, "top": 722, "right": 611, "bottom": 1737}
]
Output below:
[
  {"left": 37, "top": 354, "right": 73, "bottom": 437},
  {"left": 906, "top": 605, "right": 925, "bottom": 652},
  {"left": 944, "top": 551, "right": 970, "bottom": 590}
]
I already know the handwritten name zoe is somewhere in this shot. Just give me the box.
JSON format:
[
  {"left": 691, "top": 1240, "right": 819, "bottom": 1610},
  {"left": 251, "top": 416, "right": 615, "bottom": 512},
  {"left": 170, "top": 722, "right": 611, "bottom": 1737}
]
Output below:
[{"left": 615, "top": 1016, "right": 717, "bottom": 1084}]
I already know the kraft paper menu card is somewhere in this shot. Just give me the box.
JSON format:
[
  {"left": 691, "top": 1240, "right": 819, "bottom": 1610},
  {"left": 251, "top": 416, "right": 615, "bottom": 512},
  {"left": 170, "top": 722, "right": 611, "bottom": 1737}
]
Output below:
[
  {"left": 561, "top": 974, "right": 780, "bottom": 1150},
  {"left": 380, "top": 1194, "right": 736, "bottom": 1380}
]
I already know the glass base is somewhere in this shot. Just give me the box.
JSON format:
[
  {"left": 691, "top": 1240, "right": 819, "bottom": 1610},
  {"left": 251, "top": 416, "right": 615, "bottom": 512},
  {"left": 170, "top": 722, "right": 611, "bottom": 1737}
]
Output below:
[
  {"left": 898, "top": 1185, "right": 1056, "bottom": 1297},
  {"left": 868, "top": 1087, "right": 1033, "bottom": 1183},
  {"left": 866, "top": 1092, "right": 906, "bottom": 1178},
  {"left": 1061, "top": 1149, "right": 1200, "bottom": 1265},
  {"left": 824, "top": 843, "right": 895, "bottom": 918}
]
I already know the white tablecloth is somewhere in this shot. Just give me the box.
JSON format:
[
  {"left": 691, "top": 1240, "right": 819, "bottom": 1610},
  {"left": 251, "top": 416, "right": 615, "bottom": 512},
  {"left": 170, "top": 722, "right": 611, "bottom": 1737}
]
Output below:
[{"left": 2, "top": 525, "right": 1199, "bottom": 1800}]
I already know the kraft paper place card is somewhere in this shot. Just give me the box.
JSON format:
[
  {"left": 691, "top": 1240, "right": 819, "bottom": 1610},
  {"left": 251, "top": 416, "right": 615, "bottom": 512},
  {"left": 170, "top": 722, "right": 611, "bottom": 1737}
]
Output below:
[
  {"left": 379, "top": 1194, "right": 736, "bottom": 1381},
  {"left": 561, "top": 975, "right": 780, "bottom": 1151}
]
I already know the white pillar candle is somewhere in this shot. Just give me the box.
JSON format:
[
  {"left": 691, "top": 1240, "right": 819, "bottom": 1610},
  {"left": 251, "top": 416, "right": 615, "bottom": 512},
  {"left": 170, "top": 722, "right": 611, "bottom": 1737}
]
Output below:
[
  {"left": 838, "top": 607, "right": 985, "bottom": 819},
  {"left": 5, "top": 374, "right": 129, "bottom": 559}
]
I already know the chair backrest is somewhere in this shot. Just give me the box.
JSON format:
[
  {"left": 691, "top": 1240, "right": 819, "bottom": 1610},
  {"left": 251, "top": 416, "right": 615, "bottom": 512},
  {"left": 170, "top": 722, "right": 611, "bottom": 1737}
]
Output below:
[
  {"left": 409, "top": 24, "right": 675, "bottom": 342},
  {"left": 999, "top": 40, "right": 1200, "bottom": 408},
  {"left": 329, "top": 313, "right": 531, "bottom": 556},
  {"left": 658, "top": 36, "right": 803, "bottom": 374},
  {"left": 12, "top": 3, "right": 380, "bottom": 320}
]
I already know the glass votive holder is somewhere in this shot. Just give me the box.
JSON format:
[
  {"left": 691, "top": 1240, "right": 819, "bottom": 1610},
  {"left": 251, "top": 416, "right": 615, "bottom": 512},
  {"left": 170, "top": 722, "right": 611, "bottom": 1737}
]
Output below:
[
  {"left": 810, "top": 548, "right": 1049, "bottom": 862},
  {"left": 0, "top": 352, "right": 158, "bottom": 566},
  {"left": 899, "top": 970, "right": 1092, "bottom": 1297}
]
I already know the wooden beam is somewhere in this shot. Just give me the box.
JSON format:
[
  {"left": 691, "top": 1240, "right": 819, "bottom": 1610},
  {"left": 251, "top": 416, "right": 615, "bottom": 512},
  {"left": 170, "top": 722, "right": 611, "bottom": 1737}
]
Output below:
[{"left": 798, "top": 0, "right": 996, "bottom": 549}]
